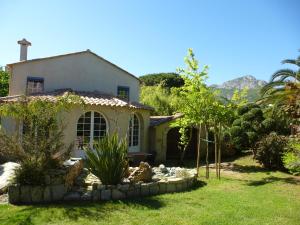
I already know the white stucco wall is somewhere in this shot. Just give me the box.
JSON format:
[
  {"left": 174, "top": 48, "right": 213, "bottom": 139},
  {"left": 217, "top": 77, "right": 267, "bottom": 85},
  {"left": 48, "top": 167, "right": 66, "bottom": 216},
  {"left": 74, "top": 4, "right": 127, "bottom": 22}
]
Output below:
[
  {"left": 62, "top": 105, "right": 150, "bottom": 157},
  {"left": 8, "top": 51, "right": 140, "bottom": 102}
]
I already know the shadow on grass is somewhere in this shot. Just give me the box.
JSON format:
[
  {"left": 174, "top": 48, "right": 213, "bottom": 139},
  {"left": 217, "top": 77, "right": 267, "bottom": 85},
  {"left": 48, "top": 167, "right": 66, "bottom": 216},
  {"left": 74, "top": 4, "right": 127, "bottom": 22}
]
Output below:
[
  {"left": 11, "top": 196, "right": 166, "bottom": 225},
  {"left": 227, "top": 163, "right": 266, "bottom": 173},
  {"left": 247, "top": 175, "right": 300, "bottom": 186}
]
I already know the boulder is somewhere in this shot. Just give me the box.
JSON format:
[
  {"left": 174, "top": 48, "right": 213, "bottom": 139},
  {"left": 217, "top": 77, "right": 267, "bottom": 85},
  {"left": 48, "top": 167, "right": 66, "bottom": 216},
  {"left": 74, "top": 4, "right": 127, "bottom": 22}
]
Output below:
[
  {"left": 81, "top": 191, "right": 92, "bottom": 201},
  {"left": 128, "top": 162, "right": 152, "bottom": 183},
  {"left": 64, "top": 192, "right": 81, "bottom": 201},
  {"left": 159, "top": 164, "right": 168, "bottom": 173},
  {"left": 112, "top": 189, "right": 126, "bottom": 200},
  {"left": 63, "top": 158, "right": 84, "bottom": 188},
  {"left": 0, "top": 162, "right": 20, "bottom": 194},
  {"left": 8, "top": 184, "right": 20, "bottom": 204},
  {"left": 20, "top": 185, "right": 31, "bottom": 203},
  {"left": 43, "top": 186, "right": 52, "bottom": 202},
  {"left": 92, "top": 190, "right": 100, "bottom": 201},
  {"left": 31, "top": 186, "right": 43, "bottom": 203},
  {"left": 51, "top": 184, "right": 67, "bottom": 201},
  {"left": 101, "top": 189, "right": 111, "bottom": 200}
]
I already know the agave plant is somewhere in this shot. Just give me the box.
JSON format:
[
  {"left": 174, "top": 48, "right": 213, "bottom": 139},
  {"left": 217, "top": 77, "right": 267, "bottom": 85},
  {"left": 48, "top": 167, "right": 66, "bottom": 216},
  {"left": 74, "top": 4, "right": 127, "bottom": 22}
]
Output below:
[{"left": 85, "top": 134, "right": 128, "bottom": 185}]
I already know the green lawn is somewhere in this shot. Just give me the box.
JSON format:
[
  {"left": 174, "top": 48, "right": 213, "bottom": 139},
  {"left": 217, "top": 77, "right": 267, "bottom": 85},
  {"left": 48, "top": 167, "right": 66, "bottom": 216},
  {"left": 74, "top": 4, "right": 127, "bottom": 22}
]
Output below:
[{"left": 0, "top": 155, "right": 299, "bottom": 225}]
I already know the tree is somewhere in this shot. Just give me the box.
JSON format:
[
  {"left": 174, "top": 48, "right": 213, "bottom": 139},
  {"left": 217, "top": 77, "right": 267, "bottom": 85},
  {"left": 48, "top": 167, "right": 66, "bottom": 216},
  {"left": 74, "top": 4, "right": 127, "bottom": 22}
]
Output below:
[
  {"left": 140, "top": 73, "right": 184, "bottom": 88},
  {"left": 140, "top": 85, "right": 177, "bottom": 115},
  {"left": 260, "top": 53, "right": 300, "bottom": 123},
  {"left": 0, "top": 70, "right": 9, "bottom": 97},
  {"left": 172, "top": 48, "right": 214, "bottom": 177}
]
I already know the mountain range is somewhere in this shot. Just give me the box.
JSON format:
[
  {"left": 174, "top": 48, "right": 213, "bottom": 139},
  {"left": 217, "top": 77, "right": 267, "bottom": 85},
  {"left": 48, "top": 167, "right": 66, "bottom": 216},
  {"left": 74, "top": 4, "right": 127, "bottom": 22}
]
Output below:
[{"left": 211, "top": 75, "right": 267, "bottom": 102}]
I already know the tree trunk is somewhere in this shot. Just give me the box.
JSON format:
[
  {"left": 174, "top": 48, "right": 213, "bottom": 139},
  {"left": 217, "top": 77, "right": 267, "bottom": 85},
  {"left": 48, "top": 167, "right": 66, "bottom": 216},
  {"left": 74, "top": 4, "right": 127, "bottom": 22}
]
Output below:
[
  {"left": 218, "top": 123, "right": 222, "bottom": 179},
  {"left": 180, "top": 128, "right": 193, "bottom": 165},
  {"left": 205, "top": 124, "right": 209, "bottom": 179},
  {"left": 214, "top": 124, "right": 218, "bottom": 178},
  {"left": 196, "top": 124, "right": 202, "bottom": 177}
]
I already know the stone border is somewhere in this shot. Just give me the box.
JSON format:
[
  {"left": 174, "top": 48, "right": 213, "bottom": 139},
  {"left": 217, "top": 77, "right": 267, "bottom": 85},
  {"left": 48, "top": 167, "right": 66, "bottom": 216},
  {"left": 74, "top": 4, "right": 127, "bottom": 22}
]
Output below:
[{"left": 8, "top": 176, "right": 196, "bottom": 204}]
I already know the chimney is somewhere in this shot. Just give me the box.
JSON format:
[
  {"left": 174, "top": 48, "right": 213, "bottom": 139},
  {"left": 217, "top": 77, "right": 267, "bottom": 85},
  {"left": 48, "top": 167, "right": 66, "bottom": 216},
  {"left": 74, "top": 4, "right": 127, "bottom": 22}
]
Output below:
[{"left": 17, "top": 38, "right": 31, "bottom": 61}]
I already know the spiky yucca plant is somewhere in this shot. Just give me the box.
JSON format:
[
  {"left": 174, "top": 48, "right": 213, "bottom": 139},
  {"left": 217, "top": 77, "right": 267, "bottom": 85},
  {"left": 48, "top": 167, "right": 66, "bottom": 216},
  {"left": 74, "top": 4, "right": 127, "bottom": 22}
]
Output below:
[{"left": 85, "top": 134, "right": 128, "bottom": 185}]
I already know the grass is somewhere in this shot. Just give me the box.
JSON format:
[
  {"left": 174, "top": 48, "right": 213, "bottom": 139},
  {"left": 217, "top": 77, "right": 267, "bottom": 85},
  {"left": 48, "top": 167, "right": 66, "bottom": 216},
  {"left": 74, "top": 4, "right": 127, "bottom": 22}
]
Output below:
[{"left": 0, "top": 155, "right": 300, "bottom": 225}]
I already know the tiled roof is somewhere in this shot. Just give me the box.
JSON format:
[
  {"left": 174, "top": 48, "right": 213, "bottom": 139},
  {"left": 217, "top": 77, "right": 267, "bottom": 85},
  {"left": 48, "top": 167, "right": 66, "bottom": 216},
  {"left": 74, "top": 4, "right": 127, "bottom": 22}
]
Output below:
[
  {"left": 150, "top": 113, "right": 183, "bottom": 126},
  {"left": 0, "top": 89, "right": 153, "bottom": 111}
]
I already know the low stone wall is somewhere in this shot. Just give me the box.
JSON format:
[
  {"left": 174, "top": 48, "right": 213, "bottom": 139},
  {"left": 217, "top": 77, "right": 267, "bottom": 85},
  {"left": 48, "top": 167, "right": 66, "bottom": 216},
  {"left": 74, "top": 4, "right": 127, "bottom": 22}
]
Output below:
[{"left": 8, "top": 176, "right": 196, "bottom": 204}]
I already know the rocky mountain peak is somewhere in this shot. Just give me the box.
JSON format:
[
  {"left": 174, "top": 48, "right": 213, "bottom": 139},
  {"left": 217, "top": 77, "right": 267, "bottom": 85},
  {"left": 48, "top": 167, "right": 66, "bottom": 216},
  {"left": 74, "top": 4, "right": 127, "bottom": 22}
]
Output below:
[{"left": 215, "top": 75, "right": 267, "bottom": 90}]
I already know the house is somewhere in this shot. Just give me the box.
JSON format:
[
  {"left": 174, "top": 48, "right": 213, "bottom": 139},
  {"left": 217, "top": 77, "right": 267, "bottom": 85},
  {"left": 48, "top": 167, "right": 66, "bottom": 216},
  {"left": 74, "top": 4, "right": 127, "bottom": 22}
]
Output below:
[
  {"left": 0, "top": 39, "right": 203, "bottom": 163},
  {"left": 0, "top": 39, "right": 152, "bottom": 158}
]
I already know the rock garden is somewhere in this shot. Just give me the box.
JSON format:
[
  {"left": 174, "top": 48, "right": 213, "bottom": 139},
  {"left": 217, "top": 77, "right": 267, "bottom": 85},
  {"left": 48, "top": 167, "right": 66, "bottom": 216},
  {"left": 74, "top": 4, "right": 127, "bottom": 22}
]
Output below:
[{"left": 6, "top": 159, "right": 196, "bottom": 204}]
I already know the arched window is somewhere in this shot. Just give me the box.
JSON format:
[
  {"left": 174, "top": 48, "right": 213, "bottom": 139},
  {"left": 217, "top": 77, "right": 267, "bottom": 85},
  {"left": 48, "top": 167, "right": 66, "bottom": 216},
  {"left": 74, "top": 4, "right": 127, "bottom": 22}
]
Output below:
[
  {"left": 128, "top": 114, "right": 139, "bottom": 151},
  {"left": 77, "top": 111, "right": 107, "bottom": 149}
]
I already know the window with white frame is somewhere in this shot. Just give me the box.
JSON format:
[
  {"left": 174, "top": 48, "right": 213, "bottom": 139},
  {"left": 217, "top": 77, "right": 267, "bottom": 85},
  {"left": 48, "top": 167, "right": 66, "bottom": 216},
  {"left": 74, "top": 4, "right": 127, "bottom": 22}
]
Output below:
[
  {"left": 128, "top": 114, "right": 139, "bottom": 147},
  {"left": 76, "top": 111, "right": 107, "bottom": 149},
  {"left": 27, "top": 77, "right": 44, "bottom": 94}
]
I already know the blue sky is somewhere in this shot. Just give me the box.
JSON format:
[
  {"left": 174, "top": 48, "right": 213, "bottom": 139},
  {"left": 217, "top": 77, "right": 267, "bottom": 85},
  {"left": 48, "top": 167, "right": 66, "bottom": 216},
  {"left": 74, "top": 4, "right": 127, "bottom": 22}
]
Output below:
[{"left": 0, "top": 0, "right": 299, "bottom": 84}]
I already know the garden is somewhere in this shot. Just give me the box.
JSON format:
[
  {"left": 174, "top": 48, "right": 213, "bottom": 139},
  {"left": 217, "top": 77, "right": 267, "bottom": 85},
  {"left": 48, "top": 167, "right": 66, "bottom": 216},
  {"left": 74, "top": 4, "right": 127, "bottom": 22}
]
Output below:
[{"left": 0, "top": 49, "right": 299, "bottom": 224}]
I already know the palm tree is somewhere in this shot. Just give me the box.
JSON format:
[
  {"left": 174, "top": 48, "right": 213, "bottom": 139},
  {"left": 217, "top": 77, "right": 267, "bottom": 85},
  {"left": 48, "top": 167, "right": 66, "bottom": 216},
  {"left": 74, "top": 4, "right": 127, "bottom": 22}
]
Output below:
[{"left": 259, "top": 53, "right": 300, "bottom": 132}]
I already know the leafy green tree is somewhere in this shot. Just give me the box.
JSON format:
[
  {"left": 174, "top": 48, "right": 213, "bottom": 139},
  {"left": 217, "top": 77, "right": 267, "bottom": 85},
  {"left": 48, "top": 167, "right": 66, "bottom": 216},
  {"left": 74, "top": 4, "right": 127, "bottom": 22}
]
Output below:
[
  {"left": 140, "top": 73, "right": 184, "bottom": 88},
  {"left": 0, "top": 70, "right": 9, "bottom": 97},
  {"left": 172, "top": 48, "right": 216, "bottom": 176},
  {"left": 140, "top": 85, "right": 177, "bottom": 115}
]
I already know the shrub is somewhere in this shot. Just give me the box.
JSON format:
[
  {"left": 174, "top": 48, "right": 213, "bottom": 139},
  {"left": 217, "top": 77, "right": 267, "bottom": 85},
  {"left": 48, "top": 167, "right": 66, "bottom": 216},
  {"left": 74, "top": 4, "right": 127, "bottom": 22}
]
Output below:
[
  {"left": 247, "top": 131, "right": 258, "bottom": 145},
  {"left": 14, "top": 161, "right": 45, "bottom": 185},
  {"left": 283, "top": 139, "right": 300, "bottom": 175},
  {"left": 0, "top": 94, "right": 81, "bottom": 185},
  {"left": 262, "top": 118, "right": 276, "bottom": 132},
  {"left": 230, "top": 126, "right": 243, "bottom": 137},
  {"left": 241, "top": 121, "right": 251, "bottom": 130},
  {"left": 85, "top": 134, "right": 128, "bottom": 185},
  {"left": 253, "top": 132, "right": 287, "bottom": 169},
  {"left": 232, "top": 119, "right": 242, "bottom": 126}
]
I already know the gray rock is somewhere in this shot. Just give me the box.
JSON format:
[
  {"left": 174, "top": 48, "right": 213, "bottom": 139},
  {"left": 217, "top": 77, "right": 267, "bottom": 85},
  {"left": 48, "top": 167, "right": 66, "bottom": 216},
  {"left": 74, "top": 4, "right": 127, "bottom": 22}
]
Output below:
[
  {"left": 182, "top": 180, "right": 188, "bottom": 190},
  {"left": 166, "top": 183, "right": 176, "bottom": 193},
  {"left": 51, "top": 184, "right": 66, "bottom": 201},
  {"left": 81, "top": 191, "right": 92, "bottom": 201},
  {"left": 51, "top": 176, "right": 65, "bottom": 185},
  {"left": 92, "top": 190, "right": 100, "bottom": 201},
  {"left": 127, "top": 188, "right": 139, "bottom": 198},
  {"left": 117, "top": 184, "right": 129, "bottom": 192},
  {"left": 101, "top": 189, "right": 111, "bottom": 201},
  {"left": 44, "top": 175, "right": 51, "bottom": 185},
  {"left": 43, "top": 186, "right": 52, "bottom": 202},
  {"left": 149, "top": 183, "right": 159, "bottom": 195},
  {"left": 97, "top": 184, "right": 106, "bottom": 190},
  {"left": 159, "top": 164, "right": 168, "bottom": 173},
  {"left": 20, "top": 186, "right": 31, "bottom": 203},
  {"left": 31, "top": 186, "right": 43, "bottom": 203},
  {"left": 112, "top": 189, "right": 126, "bottom": 200},
  {"left": 8, "top": 184, "right": 20, "bottom": 204},
  {"left": 158, "top": 182, "right": 167, "bottom": 194},
  {"left": 64, "top": 192, "right": 81, "bottom": 201},
  {"left": 0, "top": 162, "right": 20, "bottom": 194},
  {"left": 176, "top": 183, "right": 183, "bottom": 192},
  {"left": 106, "top": 185, "right": 116, "bottom": 190},
  {"left": 141, "top": 183, "right": 149, "bottom": 196}
]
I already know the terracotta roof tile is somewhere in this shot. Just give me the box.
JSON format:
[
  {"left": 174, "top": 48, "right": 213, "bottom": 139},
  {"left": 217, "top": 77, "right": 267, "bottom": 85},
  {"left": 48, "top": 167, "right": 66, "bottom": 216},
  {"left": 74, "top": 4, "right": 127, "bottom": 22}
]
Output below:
[
  {"left": 0, "top": 89, "right": 152, "bottom": 111},
  {"left": 150, "top": 113, "right": 183, "bottom": 126}
]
